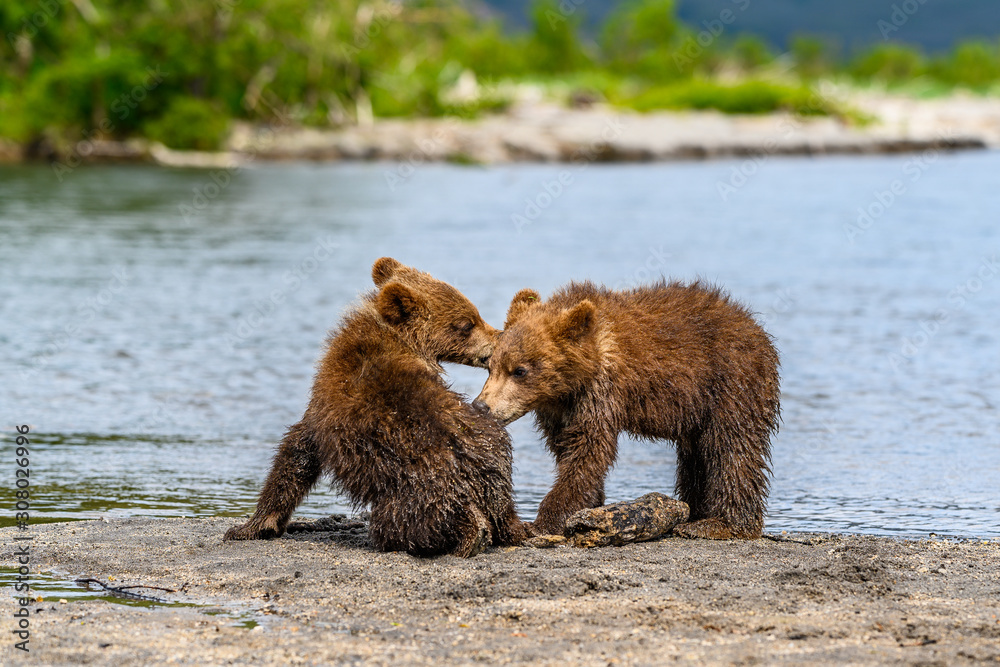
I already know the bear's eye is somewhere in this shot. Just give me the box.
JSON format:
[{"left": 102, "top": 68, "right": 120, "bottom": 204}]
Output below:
[
  {"left": 511, "top": 366, "right": 528, "bottom": 379},
  {"left": 455, "top": 321, "right": 474, "bottom": 335}
]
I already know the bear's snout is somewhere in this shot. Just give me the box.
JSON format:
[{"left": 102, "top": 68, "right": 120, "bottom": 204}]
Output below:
[{"left": 471, "top": 399, "right": 491, "bottom": 415}]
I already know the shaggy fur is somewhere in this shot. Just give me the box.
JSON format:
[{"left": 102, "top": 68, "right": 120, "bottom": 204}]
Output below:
[
  {"left": 474, "top": 280, "right": 780, "bottom": 539},
  {"left": 225, "top": 258, "right": 529, "bottom": 557}
]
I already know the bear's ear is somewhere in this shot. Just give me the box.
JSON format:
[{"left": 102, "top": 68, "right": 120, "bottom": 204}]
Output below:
[
  {"left": 372, "top": 257, "right": 403, "bottom": 287},
  {"left": 555, "top": 300, "right": 596, "bottom": 342},
  {"left": 505, "top": 289, "right": 542, "bottom": 328},
  {"left": 376, "top": 282, "right": 424, "bottom": 326}
]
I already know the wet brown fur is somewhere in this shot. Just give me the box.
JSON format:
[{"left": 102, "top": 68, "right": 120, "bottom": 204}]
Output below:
[
  {"left": 225, "top": 258, "right": 529, "bottom": 557},
  {"left": 475, "top": 280, "right": 780, "bottom": 539}
]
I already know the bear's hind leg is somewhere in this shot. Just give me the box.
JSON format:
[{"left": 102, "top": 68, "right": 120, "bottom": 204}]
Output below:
[
  {"left": 673, "top": 517, "right": 735, "bottom": 539},
  {"left": 673, "top": 434, "right": 736, "bottom": 539},
  {"left": 673, "top": 419, "right": 770, "bottom": 540},
  {"left": 453, "top": 505, "right": 492, "bottom": 558},
  {"left": 224, "top": 423, "right": 322, "bottom": 541},
  {"left": 673, "top": 433, "right": 707, "bottom": 518}
]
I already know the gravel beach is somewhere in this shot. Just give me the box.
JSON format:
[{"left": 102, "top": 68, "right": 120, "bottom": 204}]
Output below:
[{"left": 3, "top": 517, "right": 998, "bottom": 665}]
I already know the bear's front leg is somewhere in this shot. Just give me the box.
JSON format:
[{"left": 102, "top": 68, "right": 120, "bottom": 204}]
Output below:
[
  {"left": 224, "top": 423, "right": 321, "bottom": 541},
  {"left": 532, "top": 428, "right": 616, "bottom": 535}
]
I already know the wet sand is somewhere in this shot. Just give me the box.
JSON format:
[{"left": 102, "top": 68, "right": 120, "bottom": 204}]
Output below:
[{"left": 3, "top": 517, "right": 999, "bottom": 665}]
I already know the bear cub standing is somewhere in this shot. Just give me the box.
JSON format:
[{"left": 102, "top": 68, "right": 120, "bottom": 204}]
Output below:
[
  {"left": 225, "top": 258, "right": 529, "bottom": 557},
  {"left": 474, "top": 280, "right": 780, "bottom": 540}
]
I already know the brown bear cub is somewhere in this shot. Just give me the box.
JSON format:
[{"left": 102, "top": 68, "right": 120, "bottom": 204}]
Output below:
[
  {"left": 474, "top": 280, "right": 780, "bottom": 540},
  {"left": 225, "top": 258, "right": 530, "bottom": 557}
]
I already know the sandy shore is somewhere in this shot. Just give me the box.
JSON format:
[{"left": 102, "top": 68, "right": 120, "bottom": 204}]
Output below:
[
  {"left": 3, "top": 92, "right": 998, "bottom": 168},
  {"left": 3, "top": 517, "right": 998, "bottom": 665},
  {"left": 225, "top": 93, "right": 1000, "bottom": 165}
]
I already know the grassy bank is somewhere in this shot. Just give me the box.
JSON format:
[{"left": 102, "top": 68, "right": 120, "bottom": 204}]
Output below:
[{"left": 1, "top": 0, "right": 998, "bottom": 154}]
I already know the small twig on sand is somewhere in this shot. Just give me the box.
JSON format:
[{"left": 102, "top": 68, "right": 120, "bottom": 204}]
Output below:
[
  {"left": 762, "top": 534, "right": 818, "bottom": 545},
  {"left": 74, "top": 578, "right": 174, "bottom": 603}
]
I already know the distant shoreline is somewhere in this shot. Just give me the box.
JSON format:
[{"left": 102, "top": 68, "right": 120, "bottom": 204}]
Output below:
[
  {"left": 5, "top": 517, "right": 999, "bottom": 665},
  {"left": 3, "top": 93, "right": 999, "bottom": 170}
]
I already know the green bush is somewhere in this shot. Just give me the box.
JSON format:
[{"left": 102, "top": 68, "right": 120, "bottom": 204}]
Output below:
[
  {"left": 444, "top": 23, "right": 531, "bottom": 79},
  {"left": 620, "top": 80, "right": 840, "bottom": 116},
  {"left": 1, "top": 0, "right": 998, "bottom": 151},
  {"left": 142, "top": 98, "right": 229, "bottom": 151},
  {"left": 527, "top": 0, "right": 593, "bottom": 74},
  {"left": 19, "top": 49, "right": 155, "bottom": 138},
  {"left": 927, "top": 41, "right": 1000, "bottom": 89},
  {"left": 849, "top": 44, "right": 925, "bottom": 83},
  {"left": 790, "top": 35, "right": 838, "bottom": 79},
  {"left": 730, "top": 35, "right": 774, "bottom": 73},
  {"left": 602, "top": 0, "right": 690, "bottom": 79}
]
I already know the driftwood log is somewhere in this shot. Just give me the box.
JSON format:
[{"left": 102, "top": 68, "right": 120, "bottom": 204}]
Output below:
[{"left": 527, "top": 493, "right": 690, "bottom": 548}]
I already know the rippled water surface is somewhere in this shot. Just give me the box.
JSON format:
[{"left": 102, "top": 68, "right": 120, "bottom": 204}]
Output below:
[{"left": 2, "top": 153, "right": 998, "bottom": 538}]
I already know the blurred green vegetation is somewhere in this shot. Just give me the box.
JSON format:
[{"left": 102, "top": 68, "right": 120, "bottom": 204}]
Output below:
[
  {"left": 848, "top": 40, "right": 1000, "bottom": 90},
  {"left": 1, "top": 0, "right": 997, "bottom": 151},
  {"left": 620, "top": 80, "right": 839, "bottom": 116}
]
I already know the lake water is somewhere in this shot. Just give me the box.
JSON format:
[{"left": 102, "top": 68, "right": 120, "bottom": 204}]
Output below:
[{"left": 2, "top": 151, "right": 998, "bottom": 539}]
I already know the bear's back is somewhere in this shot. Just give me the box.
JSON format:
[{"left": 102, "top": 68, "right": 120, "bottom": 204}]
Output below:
[
  {"left": 303, "top": 302, "right": 509, "bottom": 507},
  {"left": 550, "top": 280, "right": 767, "bottom": 350},
  {"left": 541, "top": 280, "right": 777, "bottom": 419}
]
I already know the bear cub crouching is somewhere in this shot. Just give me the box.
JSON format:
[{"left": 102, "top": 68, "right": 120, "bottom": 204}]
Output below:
[
  {"left": 475, "top": 280, "right": 780, "bottom": 540},
  {"left": 225, "top": 258, "right": 529, "bottom": 557}
]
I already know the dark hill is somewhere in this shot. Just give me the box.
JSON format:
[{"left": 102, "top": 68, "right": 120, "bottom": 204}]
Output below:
[{"left": 479, "top": 0, "right": 1000, "bottom": 53}]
